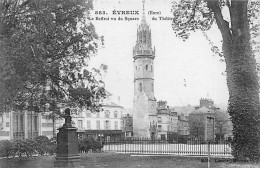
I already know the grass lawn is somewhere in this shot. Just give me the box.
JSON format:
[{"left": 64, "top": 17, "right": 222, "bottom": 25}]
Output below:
[{"left": 0, "top": 153, "right": 259, "bottom": 168}]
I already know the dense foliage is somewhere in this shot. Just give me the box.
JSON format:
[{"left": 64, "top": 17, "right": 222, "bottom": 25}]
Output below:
[
  {"left": 172, "top": 0, "right": 260, "bottom": 161},
  {"left": 78, "top": 136, "right": 103, "bottom": 153},
  {"left": 0, "top": 0, "right": 106, "bottom": 117},
  {"left": 188, "top": 115, "right": 205, "bottom": 139},
  {"left": 0, "top": 136, "right": 56, "bottom": 158},
  {"left": 35, "top": 136, "right": 56, "bottom": 155},
  {"left": 214, "top": 110, "right": 233, "bottom": 141}
]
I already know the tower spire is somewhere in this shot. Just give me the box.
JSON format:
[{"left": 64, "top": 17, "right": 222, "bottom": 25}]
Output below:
[
  {"left": 142, "top": 0, "right": 145, "bottom": 15},
  {"left": 141, "top": 0, "right": 146, "bottom": 25},
  {"left": 133, "top": 0, "right": 155, "bottom": 56}
]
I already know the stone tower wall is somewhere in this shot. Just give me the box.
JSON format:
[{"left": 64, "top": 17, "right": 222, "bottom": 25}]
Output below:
[
  {"left": 133, "top": 93, "right": 150, "bottom": 137},
  {"left": 133, "top": 1, "right": 157, "bottom": 138}
]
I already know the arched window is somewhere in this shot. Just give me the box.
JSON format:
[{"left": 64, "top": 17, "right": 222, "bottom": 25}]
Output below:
[
  {"left": 151, "top": 66, "right": 153, "bottom": 72},
  {"left": 139, "top": 83, "right": 142, "bottom": 91},
  {"left": 152, "top": 83, "right": 154, "bottom": 92},
  {"left": 146, "top": 65, "right": 148, "bottom": 70}
]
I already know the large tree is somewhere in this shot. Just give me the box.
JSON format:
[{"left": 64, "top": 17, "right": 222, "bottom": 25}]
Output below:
[
  {"left": 0, "top": 0, "right": 106, "bottom": 121},
  {"left": 172, "top": 0, "right": 260, "bottom": 160}
]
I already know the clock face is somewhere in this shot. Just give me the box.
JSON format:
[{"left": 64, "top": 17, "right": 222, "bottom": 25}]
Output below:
[{"left": 151, "top": 105, "right": 154, "bottom": 109}]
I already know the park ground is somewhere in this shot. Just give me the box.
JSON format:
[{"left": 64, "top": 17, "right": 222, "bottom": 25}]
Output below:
[{"left": 0, "top": 152, "right": 259, "bottom": 168}]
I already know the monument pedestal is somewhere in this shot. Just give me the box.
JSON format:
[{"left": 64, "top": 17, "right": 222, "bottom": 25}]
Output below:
[
  {"left": 54, "top": 155, "right": 81, "bottom": 168},
  {"left": 54, "top": 108, "right": 81, "bottom": 168}
]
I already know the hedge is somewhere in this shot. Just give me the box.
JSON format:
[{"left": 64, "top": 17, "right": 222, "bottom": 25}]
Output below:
[
  {"left": 0, "top": 136, "right": 56, "bottom": 158},
  {"left": 78, "top": 137, "right": 103, "bottom": 153}
]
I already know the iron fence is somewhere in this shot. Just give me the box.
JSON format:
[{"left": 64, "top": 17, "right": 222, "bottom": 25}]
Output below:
[
  {"left": 13, "top": 131, "right": 25, "bottom": 140},
  {"left": 102, "top": 137, "right": 232, "bottom": 157}
]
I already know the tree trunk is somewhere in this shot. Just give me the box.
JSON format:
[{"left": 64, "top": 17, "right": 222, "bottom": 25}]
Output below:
[
  {"left": 52, "top": 117, "right": 56, "bottom": 138},
  {"left": 207, "top": 0, "right": 260, "bottom": 161},
  {"left": 224, "top": 31, "right": 260, "bottom": 161}
]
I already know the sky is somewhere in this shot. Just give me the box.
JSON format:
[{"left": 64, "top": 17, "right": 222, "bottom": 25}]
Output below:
[{"left": 87, "top": 0, "right": 229, "bottom": 109}]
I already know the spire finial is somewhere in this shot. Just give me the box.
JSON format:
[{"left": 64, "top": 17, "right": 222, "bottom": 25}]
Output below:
[
  {"left": 142, "top": 0, "right": 145, "bottom": 16},
  {"left": 141, "top": 0, "right": 146, "bottom": 25}
]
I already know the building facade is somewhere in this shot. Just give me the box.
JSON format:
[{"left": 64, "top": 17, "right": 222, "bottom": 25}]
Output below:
[
  {"left": 156, "top": 101, "right": 178, "bottom": 141},
  {"left": 177, "top": 113, "right": 189, "bottom": 136},
  {"left": 122, "top": 114, "right": 133, "bottom": 137},
  {"left": 188, "top": 98, "right": 217, "bottom": 141},
  {"left": 133, "top": 0, "right": 157, "bottom": 138},
  {"left": 0, "top": 91, "right": 126, "bottom": 141},
  {"left": 0, "top": 110, "right": 57, "bottom": 140},
  {"left": 73, "top": 91, "right": 126, "bottom": 141}
]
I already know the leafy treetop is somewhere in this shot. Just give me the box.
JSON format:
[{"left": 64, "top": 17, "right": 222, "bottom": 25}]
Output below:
[{"left": 0, "top": 0, "right": 106, "bottom": 117}]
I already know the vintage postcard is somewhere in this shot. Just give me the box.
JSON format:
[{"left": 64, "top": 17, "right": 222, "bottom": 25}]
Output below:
[{"left": 0, "top": 0, "right": 259, "bottom": 168}]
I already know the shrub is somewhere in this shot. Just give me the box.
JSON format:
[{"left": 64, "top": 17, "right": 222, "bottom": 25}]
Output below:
[
  {"left": 35, "top": 136, "right": 50, "bottom": 144},
  {"left": 178, "top": 136, "right": 188, "bottom": 144},
  {"left": 13, "top": 140, "right": 25, "bottom": 157},
  {"left": 24, "top": 138, "right": 38, "bottom": 156},
  {"left": 0, "top": 136, "right": 57, "bottom": 158},
  {"left": 14, "top": 139, "right": 37, "bottom": 157},
  {"left": 34, "top": 136, "right": 57, "bottom": 155},
  {"left": 0, "top": 140, "right": 16, "bottom": 158},
  {"left": 35, "top": 136, "right": 50, "bottom": 156},
  {"left": 49, "top": 137, "right": 57, "bottom": 144},
  {"left": 47, "top": 137, "right": 57, "bottom": 155},
  {"left": 79, "top": 137, "right": 103, "bottom": 153}
]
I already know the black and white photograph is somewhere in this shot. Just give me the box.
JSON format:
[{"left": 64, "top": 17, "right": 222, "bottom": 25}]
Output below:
[{"left": 0, "top": 0, "right": 260, "bottom": 168}]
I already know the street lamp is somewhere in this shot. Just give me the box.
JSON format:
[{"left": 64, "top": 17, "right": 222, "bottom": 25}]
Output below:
[{"left": 98, "top": 133, "right": 103, "bottom": 144}]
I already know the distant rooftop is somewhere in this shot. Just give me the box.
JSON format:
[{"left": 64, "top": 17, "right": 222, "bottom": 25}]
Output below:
[
  {"left": 172, "top": 106, "right": 196, "bottom": 116},
  {"left": 101, "top": 90, "right": 123, "bottom": 108},
  {"left": 190, "top": 106, "right": 216, "bottom": 115},
  {"left": 101, "top": 101, "right": 123, "bottom": 108}
]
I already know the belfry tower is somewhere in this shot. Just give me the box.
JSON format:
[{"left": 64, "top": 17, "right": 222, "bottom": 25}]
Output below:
[{"left": 133, "top": 0, "right": 157, "bottom": 138}]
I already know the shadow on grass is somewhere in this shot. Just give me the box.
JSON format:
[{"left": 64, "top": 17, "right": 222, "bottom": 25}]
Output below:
[{"left": 0, "top": 153, "right": 259, "bottom": 168}]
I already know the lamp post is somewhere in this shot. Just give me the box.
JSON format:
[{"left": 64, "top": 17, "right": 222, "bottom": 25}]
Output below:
[{"left": 98, "top": 133, "right": 103, "bottom": 144}]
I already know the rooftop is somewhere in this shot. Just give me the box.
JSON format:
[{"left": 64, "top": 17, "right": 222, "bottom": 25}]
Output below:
[{"left": 190, "top": 106, "right": 215, "bottom": 115}]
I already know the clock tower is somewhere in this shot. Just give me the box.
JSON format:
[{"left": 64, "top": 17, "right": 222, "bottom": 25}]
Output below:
[{"left": 133, "top": 0, "right": 157, "bottom": 138}]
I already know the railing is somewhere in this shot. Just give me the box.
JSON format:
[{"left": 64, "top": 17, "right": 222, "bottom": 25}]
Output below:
[
  {"left": 133, "top": 50, "right": 155, "bottom": 56},
  {"left": 102, "top": 137, "right": 232, "bottom": 157},
  {"left": 27, "top": 131, "right": 39, "bottom": 139},
  {"left": 13, "top": 132, "right": 25, "bottom": 140}
]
